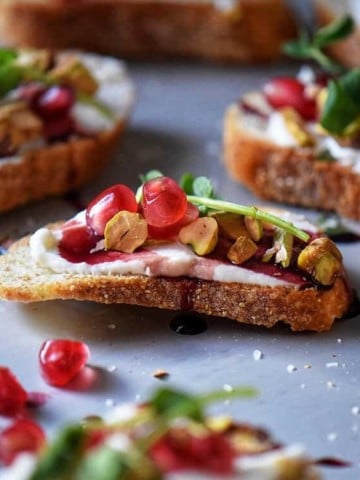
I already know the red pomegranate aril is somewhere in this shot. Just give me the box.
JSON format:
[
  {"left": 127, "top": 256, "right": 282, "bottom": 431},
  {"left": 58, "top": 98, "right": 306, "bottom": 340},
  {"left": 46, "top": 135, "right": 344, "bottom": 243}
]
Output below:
[
  {"left": 43, "top": 115, "right": 74, "bottom": 140},
  {"left": 148, "top": 202, "right": 199, "bottom": 239},
  {"left": 39, "top": 339, "right": 90, "bottom": 387},
  {"left": 59, "top": 223, "right": 99, "bottom": 256},
  {"left": 86, "top": 184, "right": 138, "bottom": 236},
  {"left": 0, "top": 419, "right": 46, "bottom": 466},
  {"left": 0, "top": 367, "right": 28, "bottom": 417},
  {"left": 142, "top": 177, "right": 187, "bottom": 228},
  {"left": 264, "top": 77, "right": 317, "bottom": 121},
  {"left": 35, "top": 85, "right": 74, "bottom": 120},
  {"left": 151, "top": 430, "right": 235, "bottom": 474},
  {"left": 17, "top": 82, "right": 46, "bottom": 107}
]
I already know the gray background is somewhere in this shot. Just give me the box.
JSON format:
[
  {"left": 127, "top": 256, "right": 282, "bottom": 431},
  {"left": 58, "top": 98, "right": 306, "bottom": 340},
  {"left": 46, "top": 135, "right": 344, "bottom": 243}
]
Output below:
[{"left": 0, "top": 62, "right": 359, "bottom": 479}]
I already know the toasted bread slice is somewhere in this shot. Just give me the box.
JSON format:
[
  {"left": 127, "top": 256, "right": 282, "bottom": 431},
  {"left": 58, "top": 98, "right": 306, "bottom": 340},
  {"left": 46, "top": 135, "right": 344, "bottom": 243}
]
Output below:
[
  {"left": 0, "top": 0, "right": 297, "bottom": 63},
  {"left": 0, "top": 50, "right": 134, "bottom": 213},
  {"left": 0, "top": 215, "right": 352, "bottom": 333},
  {"left": 223, "top": 103, "right": 360, "bottom": 223}
]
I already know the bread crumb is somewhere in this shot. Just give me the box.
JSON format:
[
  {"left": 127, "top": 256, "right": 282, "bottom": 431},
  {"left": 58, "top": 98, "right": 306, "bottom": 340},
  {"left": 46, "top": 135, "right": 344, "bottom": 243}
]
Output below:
[
  {"left": 107, "top": 365, "right": 117, "bottom": 373},
  {"left": 337, "top": 338, "right": 342, "bottom": 344},
  {"left": 304, "top": 364, "right": 311, "bottom": 369},
  {"left": 287, "top": 364, "right": 297, "bottom": 373},
  {"left": 152, "top": 369, "right": 169, "bottom": 380},
  {"left": 327, "top": 432, "right": 337, "bottom": 442},
  {"left": 327, "top": 380, "right": 336, "bottom": 389},
  {"left": 326, "top": 362, "right": 339, "bottom": 368},
  {"left": 223, "top": 384, "right": 233, "bottom": 392},
  {"left": 352, "top": 406, "right": 360, "bottom": 415},
  {"left": 253, "top": 349, "right": 263, "bottom": 361}
]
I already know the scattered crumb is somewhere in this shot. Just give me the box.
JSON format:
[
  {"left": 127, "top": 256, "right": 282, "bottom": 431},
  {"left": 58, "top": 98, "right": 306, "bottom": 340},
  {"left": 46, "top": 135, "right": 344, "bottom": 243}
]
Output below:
[
  {"left": 300, "top": 383, "right": 306, "bottom": 389},
  {"left": 287, "top": 364, "right": 297, "bottom": 373},
  {"left": 223, "top": 384, "right": 233, "bottom": 393},
  {"left": 327, "top": 380, "right": 336, "bottom": 389},
  {"left": 327, "top": 432, "right": 337, "bottom": 442},
  {"left": 152, "top": 369, "right": 169, "bottom": 380},
  {"left": 337, "top": 338, "right": 342, "bottom": 344},
  {"left": 253, "top": 349, "right": 263, "bottom": 361},
  {"left": 108, "top": 323, "right": 116, "bottom": 330},
  {"left": 326, "top": 362, "right": 339, "bottom": 368},
  {"left": 107, "top": 365, "right": 117, "bottom": 373},
  {"left": 105, "top": 398, "right": 116, "bottom": 408},
  {"left": 352, "top": 406, "right": 360, "bottom": 415},
  {"left": 304, "top": 364, "right": 311, "bottom": 369}
]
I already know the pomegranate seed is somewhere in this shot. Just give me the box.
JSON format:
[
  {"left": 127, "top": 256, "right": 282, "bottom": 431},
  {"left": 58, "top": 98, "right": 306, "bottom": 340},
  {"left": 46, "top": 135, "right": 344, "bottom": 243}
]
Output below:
[
  {"left": 0, "top": 419, "right": 46, "bottom": 466},
  {"left": 39, "top": 339, "right": 90, "bottom": 387},
  {"left": 148, "top": 202, "right": 199, "bottom": 239},
  {"left": 86, "top": 184, "right": 138, "bottom": 236},
  {"left": 59, "top": 223, "right": 99, "bottom": 257},
  {"left": 0, "top": 367, "right": 27, "bottom": 417},
  {"left": 43, "top": 115, "right": 74, "bottom": 140},
  {"left": 151, "top": 429, "right": 235, "bottom": 474},
  {"left": 264, "top": 77, "right": 317, "bottom": 121},
  {"left": 17, "top": 82, "right": 46, "bottom": 107},
  {"left": 35, "top": 85, "right": 74, "bottom": 120},
  {"left": 142, "top": 177, "right": 187, "bottom": 228}
]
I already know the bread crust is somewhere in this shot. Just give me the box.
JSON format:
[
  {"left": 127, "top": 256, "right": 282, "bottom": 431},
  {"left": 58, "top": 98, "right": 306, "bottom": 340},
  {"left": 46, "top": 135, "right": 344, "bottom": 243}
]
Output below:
[
  {"left": 0, "top": 119, "right": 126, "bottom": 213},
  {"left": 0, "top": 0, "right": 297, "bottom": 63},
  {"left": 223, "top": 104, "right": 360, "bottom": 221},
  {"left": 0, "top": 229, "right": 352, "bottom": 332}
]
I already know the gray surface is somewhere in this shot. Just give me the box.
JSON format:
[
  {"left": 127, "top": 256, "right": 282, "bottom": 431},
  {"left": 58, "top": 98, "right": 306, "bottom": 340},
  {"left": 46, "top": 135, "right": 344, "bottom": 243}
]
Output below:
[{"left": 1, "top": 62, "right": 360, "bottom": 479}]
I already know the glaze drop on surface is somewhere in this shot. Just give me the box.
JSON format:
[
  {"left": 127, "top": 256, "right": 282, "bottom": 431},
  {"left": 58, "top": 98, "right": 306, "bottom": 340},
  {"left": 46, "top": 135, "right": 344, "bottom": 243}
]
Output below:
[{"left": 169, "top": 313, "right": 208, "bottom": 335}]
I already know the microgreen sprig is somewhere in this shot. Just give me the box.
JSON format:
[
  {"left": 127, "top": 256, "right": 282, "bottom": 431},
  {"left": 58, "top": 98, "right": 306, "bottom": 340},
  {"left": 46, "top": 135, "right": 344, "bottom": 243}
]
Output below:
[{"left": 283, "top": 14, "right": 354, "bottom": 74}]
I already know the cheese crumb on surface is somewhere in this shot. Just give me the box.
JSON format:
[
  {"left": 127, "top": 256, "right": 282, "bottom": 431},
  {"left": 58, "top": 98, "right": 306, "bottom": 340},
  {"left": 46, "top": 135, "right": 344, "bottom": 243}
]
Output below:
[
  {"left": 287, "top": 364, "right": 297, "bottom": 373},
  {"left": 253, "top": 349, "right": 263, "bottom": 361}
]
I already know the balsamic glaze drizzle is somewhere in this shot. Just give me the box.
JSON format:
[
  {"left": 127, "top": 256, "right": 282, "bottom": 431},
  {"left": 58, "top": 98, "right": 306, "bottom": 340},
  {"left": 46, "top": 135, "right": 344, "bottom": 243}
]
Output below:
[{"left": 169, "top": 313, "right": 208, "bottom": 336}]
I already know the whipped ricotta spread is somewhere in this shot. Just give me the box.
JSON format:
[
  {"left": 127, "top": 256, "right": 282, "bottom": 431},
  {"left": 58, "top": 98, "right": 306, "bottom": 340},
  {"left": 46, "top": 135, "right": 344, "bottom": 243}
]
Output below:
[{"left": 29, "top": 210, "right": 317, "bottom": 288}]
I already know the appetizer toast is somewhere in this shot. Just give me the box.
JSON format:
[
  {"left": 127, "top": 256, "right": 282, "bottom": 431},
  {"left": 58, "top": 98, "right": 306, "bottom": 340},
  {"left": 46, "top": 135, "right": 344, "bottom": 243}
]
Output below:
[
  {"left": 0, "top": 174, "right": 352, "bottom": 332},
  {"left": 1, "top": 385, "right": 322, "bottom": 479},
  {"left": 0, "top": 0, "right": 297, "bottom": 63},
  {"left": 0, "top": 47, "right": 134, "bottom": 213}
]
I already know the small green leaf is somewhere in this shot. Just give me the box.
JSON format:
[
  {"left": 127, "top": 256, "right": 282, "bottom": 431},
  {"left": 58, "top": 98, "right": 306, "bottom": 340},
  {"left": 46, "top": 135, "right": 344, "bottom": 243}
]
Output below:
[
  {"left": 0, "top": 64, "right": 22, "bottom": 97},
  {"left": 193, "top": 176, "right": 214, "bottom": 199},
  {"left": 150, "top": 387, "right": 204, "bottom": 422},
  {"left": 139, "top": 170, "right": 164, "bottom": 184},
  {"left": 0, "top": 48, "right": 18, "bottom": 66},
  {"left": 30, "top": 425, "right": 86, "bottom": 480},
  {"left": 313, "top": 14, "right": 355, "bottom": 48},
  {"left": 75, "top": 447, "right": 129, "bottom": 480},
  {"left": 339, "top": 67, "right": 360, "bottom": 104},
  {"left": 320, "top": 80, "right": 360, "bottom": 134},
  {"left": 179, "top": 172, "right": 195, "bottom": 194}
]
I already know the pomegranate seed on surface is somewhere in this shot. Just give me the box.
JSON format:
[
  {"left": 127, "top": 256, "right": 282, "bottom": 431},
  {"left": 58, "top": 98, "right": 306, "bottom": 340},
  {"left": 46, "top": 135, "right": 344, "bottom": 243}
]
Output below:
[
  {"left": 39, "top": 339, "right": 90, "bottom": 387},
  {"left": 264, "top": 77, "right": 317, "bottom": 121},
  {"left": 142, "top": 177, "right": 188, "bottom": 228},
  {"left": 0, "top": 367, "right": 27, "bottom": 417},
  {"left": 86, "top": 184, "right": 138, "bottom": 236},
  {"left": 0, "top": 419, "right": 46, "bottom": 466},
  {"left": 148, "top": 202, "right": 199, "bottom": 239}
]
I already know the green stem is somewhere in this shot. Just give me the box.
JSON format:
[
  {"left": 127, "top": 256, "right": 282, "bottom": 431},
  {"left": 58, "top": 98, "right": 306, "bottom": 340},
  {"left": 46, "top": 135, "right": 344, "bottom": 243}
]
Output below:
[{"left": 187, "top": 196, "right": 310, "bottom": 242}]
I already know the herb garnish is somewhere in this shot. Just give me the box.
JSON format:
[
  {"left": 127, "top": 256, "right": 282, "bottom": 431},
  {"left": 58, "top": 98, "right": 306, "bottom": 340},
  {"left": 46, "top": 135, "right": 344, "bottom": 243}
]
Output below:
[
  {"left": 284, "top": 15, "right": 360, "bottom": 136},
  {"left": 29, "top": 385, "right": 256, "bottom": 480},
  {"left": 138, "top": 171, "right": 310, "bottom": 242}
]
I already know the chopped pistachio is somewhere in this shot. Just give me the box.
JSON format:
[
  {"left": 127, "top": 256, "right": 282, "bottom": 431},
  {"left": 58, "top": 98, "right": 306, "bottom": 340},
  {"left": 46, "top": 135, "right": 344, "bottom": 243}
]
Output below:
[
  {"left": 211, "top": 212, "right": 248, "bottom": 240},
  {"left": 50, "top": 56, "right": 98, "bottom": 95},
  {"left": 244, "top": 216, "right": 263, "bottom": 241},
  {"left": 104, "top": 211, "right": 148, "bottom": 253},
  {"left": 297, "top": 237, "right": 342, "bottom": 285},
  {"left": 281, "top": 107, "right": 315, "bottom": 147},
  {"left": 227, "top": 236, "right": 257, "bottom": 265},
  {"left": 0, "top": 101, "right": 42, "bottom": 149},
  {"left": 15, "top": 48, "right": 52, "bottom": 71},
  {"left": 179, "top": 217, "right": 218, "bottom": 256}
]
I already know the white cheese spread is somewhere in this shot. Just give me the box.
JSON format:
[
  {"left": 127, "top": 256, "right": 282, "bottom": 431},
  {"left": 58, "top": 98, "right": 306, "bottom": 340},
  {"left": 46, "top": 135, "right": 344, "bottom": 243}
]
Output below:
[{"left": 29, "top": 209, "right": 317, "bottom": 288}]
